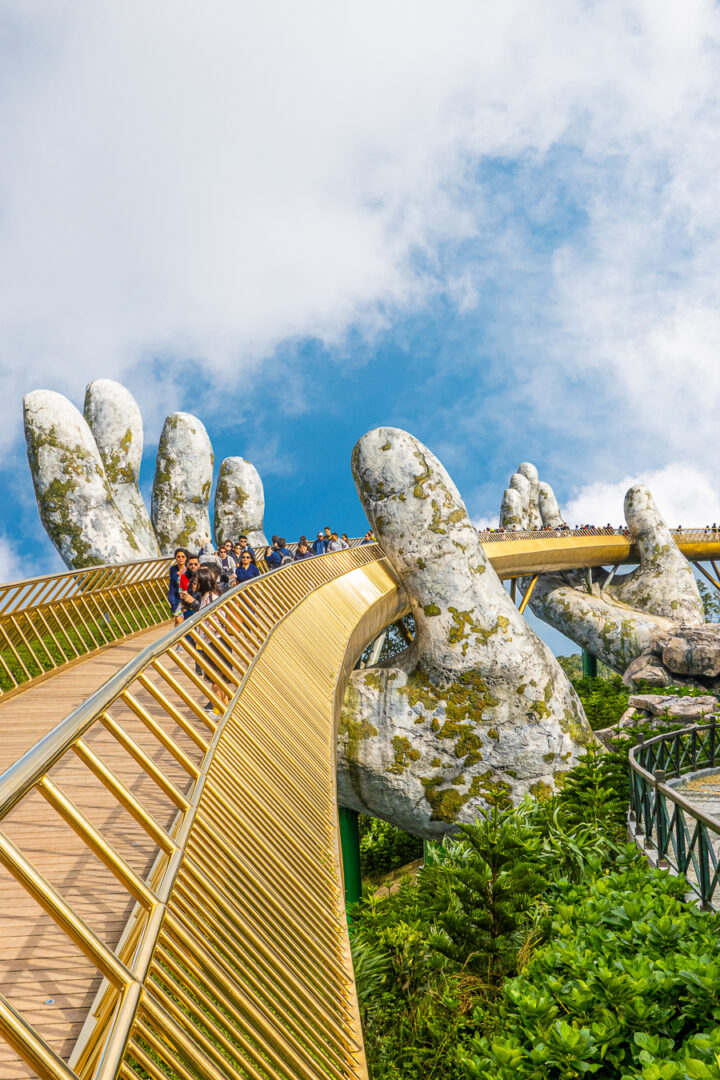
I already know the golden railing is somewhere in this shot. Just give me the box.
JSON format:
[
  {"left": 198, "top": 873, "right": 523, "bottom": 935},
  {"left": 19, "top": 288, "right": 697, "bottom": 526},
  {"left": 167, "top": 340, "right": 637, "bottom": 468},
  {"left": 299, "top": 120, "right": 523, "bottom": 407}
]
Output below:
[
  {"left": 0, "top": 544, "right": 404, "bottom": 1080},
  {"left": 0, "top": 557, "right": 172, "bottom": 699},
  {"left": 0, "top": 543, "right": 372, "bottom": 700},
  {"left": 4, "top": 527, "right": 720, "bottom": 701}
]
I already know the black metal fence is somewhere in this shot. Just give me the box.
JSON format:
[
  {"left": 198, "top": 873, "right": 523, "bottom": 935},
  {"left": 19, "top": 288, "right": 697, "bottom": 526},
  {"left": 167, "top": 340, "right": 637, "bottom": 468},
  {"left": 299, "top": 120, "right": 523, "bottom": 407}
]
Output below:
[{"left": 629, "top": 721, "right": 720, "bottom": 907}]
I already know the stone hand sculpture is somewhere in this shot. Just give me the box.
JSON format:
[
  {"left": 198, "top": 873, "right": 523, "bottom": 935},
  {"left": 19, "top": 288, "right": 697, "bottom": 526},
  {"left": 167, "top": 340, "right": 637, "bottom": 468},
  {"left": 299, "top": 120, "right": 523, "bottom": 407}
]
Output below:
[
  {"left": 499, "top": 465, "right": 720, "bottom": 687},
  {"left": 337, "top": 429, "right": 593, "bottom": 838},
  {"left": 24, "top": 380, "right": 268, "bottom": 568}
]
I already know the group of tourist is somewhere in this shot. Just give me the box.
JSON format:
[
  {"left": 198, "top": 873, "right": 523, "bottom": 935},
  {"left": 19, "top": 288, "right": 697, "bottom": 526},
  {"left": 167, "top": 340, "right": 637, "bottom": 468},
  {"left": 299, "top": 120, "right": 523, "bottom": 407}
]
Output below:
[
  {"left": 168, "top": 526, "right": 376, "bottom": 623},
  {"left": 480, "top": 523, "right": 631, "bottom": 537},
  {"left": 166, "top": 526, "right": 375, "bottom": 711}
]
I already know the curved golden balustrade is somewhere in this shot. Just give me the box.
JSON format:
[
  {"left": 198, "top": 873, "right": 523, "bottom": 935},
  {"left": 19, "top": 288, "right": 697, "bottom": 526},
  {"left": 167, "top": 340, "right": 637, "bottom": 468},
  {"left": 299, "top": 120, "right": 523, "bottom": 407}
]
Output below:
[
  {"left": 0, "top": 545, "right": 405, "bottom": 1080},
  {"left": 3, "top": 529, "right": 720, "bottom": 701},
  {"left": 1, "top": 525, "right": 720, "bottom": 1077},
  {"left": 0, "top": 557, "right": 172, "bottom": 700},
  {"left": 480, "top": 530, "right": 720, "bottom": 580}
]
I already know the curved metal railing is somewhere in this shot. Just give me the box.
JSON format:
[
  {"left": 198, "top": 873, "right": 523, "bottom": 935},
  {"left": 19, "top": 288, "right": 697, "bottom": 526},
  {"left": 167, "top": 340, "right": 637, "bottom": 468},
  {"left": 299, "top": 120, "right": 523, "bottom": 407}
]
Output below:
[
  {"left": 0, "top": 544, "right": 404, "bottom": 1080},
  {"left": 4, "top": 527, "right": 720, "bottom": 700},
  {"left": 629, "top": 721, "right": 720, "bottom": 908},
  {"left": 0, "top": 543, "right": 372, "bottom": 699},
  {"left": 0, "top": 557, "right": 173, "bottom": 699}
]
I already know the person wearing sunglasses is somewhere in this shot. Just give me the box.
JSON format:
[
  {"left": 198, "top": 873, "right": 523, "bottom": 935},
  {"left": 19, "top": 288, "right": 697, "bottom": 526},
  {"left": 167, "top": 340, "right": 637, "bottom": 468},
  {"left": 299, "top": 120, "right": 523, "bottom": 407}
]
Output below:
[{"left": 236, "top": 550, "right": 260, "bottom": 583}]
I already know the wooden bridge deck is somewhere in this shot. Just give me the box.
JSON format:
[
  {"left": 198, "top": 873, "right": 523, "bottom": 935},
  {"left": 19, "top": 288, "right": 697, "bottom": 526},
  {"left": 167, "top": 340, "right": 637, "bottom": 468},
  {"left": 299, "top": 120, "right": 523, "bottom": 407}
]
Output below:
[{"left": 0, "top": 621, "right": 205, "bottom": 1080}]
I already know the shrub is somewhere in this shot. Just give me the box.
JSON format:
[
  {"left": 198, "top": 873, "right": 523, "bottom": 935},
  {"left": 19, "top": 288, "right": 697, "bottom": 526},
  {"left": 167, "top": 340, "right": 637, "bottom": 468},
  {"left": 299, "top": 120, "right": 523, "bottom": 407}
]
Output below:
[
  {"left": 461, "top": 863, "right": 720, "bottom": 1079},
  {"left": 359, "top": 815, "right": 424, "bottom": 879}
]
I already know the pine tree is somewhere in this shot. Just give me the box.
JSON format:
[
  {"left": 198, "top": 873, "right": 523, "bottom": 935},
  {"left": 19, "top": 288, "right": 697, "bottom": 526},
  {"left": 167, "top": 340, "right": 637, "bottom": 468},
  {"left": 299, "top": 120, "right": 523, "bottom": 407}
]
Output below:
[{"left": 427, "top": 806, "right": 546, "bottom": 984}]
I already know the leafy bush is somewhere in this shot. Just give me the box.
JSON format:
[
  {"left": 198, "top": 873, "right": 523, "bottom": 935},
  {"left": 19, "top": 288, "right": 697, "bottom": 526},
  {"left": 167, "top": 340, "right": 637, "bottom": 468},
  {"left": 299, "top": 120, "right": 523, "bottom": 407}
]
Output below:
[
  {"left": 351, "top": 753, "right": 720, "bottom": 1080},
  {"left": 462, "top": 864, "right": 720, "bottom": 1079},
  {"left": 359, "top": 815, "right": 424, "bottom": 878}
]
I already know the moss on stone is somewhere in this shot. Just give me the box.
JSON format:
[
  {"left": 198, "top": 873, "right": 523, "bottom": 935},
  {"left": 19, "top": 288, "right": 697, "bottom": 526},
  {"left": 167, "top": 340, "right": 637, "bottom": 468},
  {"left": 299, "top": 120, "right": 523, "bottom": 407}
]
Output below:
[
  {"left": 529, "top": 780, "right": 553, "bottom": 799},
  {"left": 420, "top": 776, "right": 470, "bottom": 822},
  {"left": 388, "top": 735, "right": 421, "bottom": 774},
  {"left": 424, "top": 603, "right": 441, "bottom": 617}
]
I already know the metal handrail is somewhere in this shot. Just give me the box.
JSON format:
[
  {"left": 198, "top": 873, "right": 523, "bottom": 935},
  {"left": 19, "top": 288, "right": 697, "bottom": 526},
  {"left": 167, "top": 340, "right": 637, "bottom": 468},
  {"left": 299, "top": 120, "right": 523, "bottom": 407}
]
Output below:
[
  {"left": 629, "top": 721, "right": 720, "bottom": 907},
  {"left": 0, "top": 544, "right": 398, "bottom": 1080},
  {"left": 0, "top": 557, "right": 173, "bottom": 699},
  {"left": 0, "top": 540, "right": 371, "bottom": 699}
]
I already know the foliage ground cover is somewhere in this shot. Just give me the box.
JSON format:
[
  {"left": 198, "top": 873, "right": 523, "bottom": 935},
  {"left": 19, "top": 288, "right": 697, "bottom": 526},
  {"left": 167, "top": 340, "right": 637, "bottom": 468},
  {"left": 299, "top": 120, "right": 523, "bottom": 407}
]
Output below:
[{"left": 350, "top": 749, "right": 720, "bottom": 1080}]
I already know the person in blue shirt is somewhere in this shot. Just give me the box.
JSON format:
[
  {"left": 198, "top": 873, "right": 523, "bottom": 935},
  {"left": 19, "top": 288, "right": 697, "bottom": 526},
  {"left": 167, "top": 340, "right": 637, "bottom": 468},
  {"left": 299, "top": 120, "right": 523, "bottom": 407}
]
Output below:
[
  {"left": 236, "top": 551, "right": 261, "bottom": 582},
  {"left": 264, "top": 536, "right": 293, "bottom": 569},
  {"left": 312, "top": 532, "right": 326, "bottom": 555},
  {"left": 293, "top": 540, "right": 314, "bottom": 561}
]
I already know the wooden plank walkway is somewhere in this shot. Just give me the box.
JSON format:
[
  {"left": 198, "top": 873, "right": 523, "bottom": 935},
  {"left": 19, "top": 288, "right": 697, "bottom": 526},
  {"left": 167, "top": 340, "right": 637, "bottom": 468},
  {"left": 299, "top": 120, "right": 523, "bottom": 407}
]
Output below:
[
  {"left": 0, "top": 626, "right": 172, "bottom": 775},
  {"left": 0, "top": 620, "right": 215, "bottom": 1079}
]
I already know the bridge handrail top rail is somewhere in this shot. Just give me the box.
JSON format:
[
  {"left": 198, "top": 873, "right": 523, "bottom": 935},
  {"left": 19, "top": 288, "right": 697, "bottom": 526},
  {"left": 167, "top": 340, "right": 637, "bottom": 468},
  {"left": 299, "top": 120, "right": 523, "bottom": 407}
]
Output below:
[
  {"left": 0, "top": 554, "right": 172, "bottom": 591},
  {"left": 479, "top": 527, "right": 716, "bottom": 541},
  {"left": 0, "top": 537, "right": 369, "bottom": 593},
  {"left": 0, "top": 543, "right": 384, "bottom": 824},
  {"left": 629, "top": 721, "right": 720, "bottom": 835}
]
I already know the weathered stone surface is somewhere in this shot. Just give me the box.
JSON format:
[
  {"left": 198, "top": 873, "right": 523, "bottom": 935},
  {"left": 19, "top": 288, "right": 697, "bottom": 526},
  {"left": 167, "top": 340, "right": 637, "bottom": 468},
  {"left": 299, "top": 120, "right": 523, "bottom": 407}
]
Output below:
[
  {"left": 337, "top": 428, "right": 593, "bottom": 838},
  {"left": 151, "top": 412, "right": 213, "bottom": 554},
  {"left": 613, "top": 486, "right": 704, "bottom": 625},
  {"left": 502, "top": 470, "right": 709, "bottom": 679},
  {"left": 622, "top": 652, "right": 672, "bottom": 688},
  {"left": 83, "top": 379, "right": 160, "bottom": 558},
  {"left": 213, "top": 457, "right": 268, "bottom": 550},
  {"left": 657, "top": 627, "right": 720, "bottom": 678},
  {"left": 517, "top": 463, "right": 541, "bottom": 529},
  {"left": 538, "top": 481, "right": 563, "bottom": 528},
  {"left": 24, "top": 390, "right": 142, "bottom": 568},
  {"left": 500, "top": 487, "right": 524, "bottom": 528},
  {"left": 628, "top": 694, "right": 718, "bottom": 720}
]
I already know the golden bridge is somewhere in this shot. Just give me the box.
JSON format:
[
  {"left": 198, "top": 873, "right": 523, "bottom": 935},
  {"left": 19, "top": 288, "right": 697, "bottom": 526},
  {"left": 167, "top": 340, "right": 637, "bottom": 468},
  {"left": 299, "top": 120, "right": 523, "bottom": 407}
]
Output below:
[{"left": 0, "top": 529, "right": 718, "bottom": 1080}]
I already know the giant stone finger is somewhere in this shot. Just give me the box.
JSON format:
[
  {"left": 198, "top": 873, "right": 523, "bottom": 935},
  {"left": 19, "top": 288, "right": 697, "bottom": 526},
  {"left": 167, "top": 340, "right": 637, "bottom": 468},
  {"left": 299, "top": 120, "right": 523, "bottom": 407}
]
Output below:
[
  {"left": 213, "top": 457, "right": 269, "bottom": 550},
  {"left": 151, "top": 413, "right": 213, "bottom": 554},
  {"left": 84, "top": 379, "right": 160, "bottom": 557},
  {"left": 338, "top": 428, "right": 592, "bottom": 837},
  {"left": 24, "top": 390, "right": 143, "bottom": 568}
]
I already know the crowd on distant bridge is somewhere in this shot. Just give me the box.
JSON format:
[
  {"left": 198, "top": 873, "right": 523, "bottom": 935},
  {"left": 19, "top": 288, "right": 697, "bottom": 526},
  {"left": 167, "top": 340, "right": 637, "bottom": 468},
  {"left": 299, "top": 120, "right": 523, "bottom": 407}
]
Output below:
[{"left": 480, "top": 523, "right": 720, "bottom": 538}]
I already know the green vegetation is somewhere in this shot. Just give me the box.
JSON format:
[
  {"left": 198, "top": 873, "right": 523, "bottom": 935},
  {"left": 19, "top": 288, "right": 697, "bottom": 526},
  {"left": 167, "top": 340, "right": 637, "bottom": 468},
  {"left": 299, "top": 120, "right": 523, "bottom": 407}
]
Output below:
[
  {"left": 556, "top": 656, "right": 715, "bottom": 731},
  {"left": 556, "top": 653, "right": 617, "bottom": 681},
  {"left": 698, "top": 579, "right": 720, "bottom": 622},
  {"left": 350, "top": 749, "right": 720, "bottom": 1079},
  {"left": 359, "top": 815, "right": 423, "bottom": 879}
]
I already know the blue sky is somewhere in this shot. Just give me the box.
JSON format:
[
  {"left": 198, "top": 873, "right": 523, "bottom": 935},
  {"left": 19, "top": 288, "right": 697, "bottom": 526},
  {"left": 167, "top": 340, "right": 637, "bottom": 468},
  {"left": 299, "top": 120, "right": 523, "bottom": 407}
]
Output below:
[{"left": 3, "top": 1, "right": 720, "bottom": 657}]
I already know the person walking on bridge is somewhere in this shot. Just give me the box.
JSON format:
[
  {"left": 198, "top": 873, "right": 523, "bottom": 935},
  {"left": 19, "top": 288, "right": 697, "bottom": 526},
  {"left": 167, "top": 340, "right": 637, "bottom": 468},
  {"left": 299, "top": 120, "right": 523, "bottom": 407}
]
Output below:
[{"left": 169, "top": 547, "right": 189, "bottom": 625}]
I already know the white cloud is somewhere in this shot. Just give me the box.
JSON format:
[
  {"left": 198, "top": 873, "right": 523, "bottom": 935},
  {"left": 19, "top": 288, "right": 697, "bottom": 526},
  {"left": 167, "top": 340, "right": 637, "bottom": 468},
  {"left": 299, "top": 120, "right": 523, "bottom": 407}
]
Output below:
[
  {"left": 0, "top": 532, "right": 58, "bottom": 583},
  {"left": 1, "top": 0, "right": 720, "bottom": 480},
  {"left": 562, "top": 464, "right": 720, "bottom": 530}
]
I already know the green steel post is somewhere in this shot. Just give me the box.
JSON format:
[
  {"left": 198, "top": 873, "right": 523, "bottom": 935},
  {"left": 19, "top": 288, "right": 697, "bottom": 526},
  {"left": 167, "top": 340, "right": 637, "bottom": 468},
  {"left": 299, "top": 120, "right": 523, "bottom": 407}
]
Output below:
[
  {"left": 338, "top": 805, "right": 362, "bottom": 908},
  {"left": 582, "top": 650, "right": 597, "bottom": 678}
]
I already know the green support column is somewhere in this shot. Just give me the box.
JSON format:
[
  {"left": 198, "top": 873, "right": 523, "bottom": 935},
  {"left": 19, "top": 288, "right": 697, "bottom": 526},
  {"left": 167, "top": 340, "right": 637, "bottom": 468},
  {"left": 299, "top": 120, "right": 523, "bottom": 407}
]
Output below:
[
  {"left": 338, "top": 805, "right": 362, "bottom": 908},
  {"left": 582, "top": 649, "right": 598, "bottom": 678}
]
